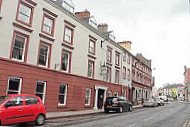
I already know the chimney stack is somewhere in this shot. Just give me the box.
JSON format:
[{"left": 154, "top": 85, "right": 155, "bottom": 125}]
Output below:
[
  {"left": 75, "top": 9, "right": 90, "bottom": 18},
  {"left": 98, "top": 23, "right": 108, "bottom": 33},
  {"left": 118, "top": 41, "right": 132, "bottom": 52}
]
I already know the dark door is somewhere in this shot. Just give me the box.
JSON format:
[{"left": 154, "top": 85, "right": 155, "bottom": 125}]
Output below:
[{"left": 97, "top": 89, "right": 104, "bottom": 109}]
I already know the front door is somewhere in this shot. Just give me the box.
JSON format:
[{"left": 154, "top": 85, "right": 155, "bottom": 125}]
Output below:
[{"left": 97, "top": 89, "right": 104, "bottom": 109}]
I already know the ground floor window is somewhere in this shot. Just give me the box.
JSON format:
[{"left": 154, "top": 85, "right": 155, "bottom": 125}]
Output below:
[
  {"left": 35, "top": 81, "right": 46, "bottom": 103},
  {"left": 114, "top": 91, "right": 119, "bottom": 97},
  {"left": 58, "top": 84, "right": 67, "bottom": 106},
  {"left": 7, "top": 77, "right": 22, "bottom": 94},
  {"left": 107, "top": 90, "right": 112, "bottom": 97},
  {"left": 85, "top": 88, "right": 91, "bottom": 106},
  {"left": 123, "top": 89, "right": 126, "bottom": 97}
]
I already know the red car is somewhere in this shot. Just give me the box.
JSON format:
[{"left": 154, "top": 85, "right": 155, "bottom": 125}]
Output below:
[{"left": 0, "top": 94, "right": 46, "bottom": 126}]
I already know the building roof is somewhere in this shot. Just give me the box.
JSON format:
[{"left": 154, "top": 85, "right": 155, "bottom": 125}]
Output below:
[{"left": 162, "top": 84, "right": 184, "bottom": 89}]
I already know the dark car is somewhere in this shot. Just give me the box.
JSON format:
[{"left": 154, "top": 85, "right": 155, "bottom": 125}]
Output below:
[{"left": 104, "top": 96, "right": 132, "bottom": 113}]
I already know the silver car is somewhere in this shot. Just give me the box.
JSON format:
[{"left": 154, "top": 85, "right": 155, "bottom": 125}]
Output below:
[{"left": 143, "top": 98, "right": 158, "bottom": 107}]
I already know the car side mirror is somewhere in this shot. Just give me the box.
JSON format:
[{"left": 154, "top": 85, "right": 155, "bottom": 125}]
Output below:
[{"left": 4, "top": 102, "right": 12, "bottom": 108}]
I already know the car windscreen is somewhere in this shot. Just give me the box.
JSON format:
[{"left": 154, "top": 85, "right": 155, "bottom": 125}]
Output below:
[{"left": 0, "top": 96, "right": 9, "bottom": 105}]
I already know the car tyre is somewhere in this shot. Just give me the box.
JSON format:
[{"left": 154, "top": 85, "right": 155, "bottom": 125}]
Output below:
[
  {"left": 118, "top": 106, "right": 123, "bottom": 113},
  {"left": 129, "top": 105, "right": 133, "bottom": 112},
  {"left": 105, "top": 109, "right": 109, "bottom": 113},
  {"left": 35, "top": 114, "right": 45, "bottom": 126}
]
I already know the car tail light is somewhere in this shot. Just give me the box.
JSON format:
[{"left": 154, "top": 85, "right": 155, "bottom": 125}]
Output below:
[{"left": 113, "top": 101, "right": 119, "bottom": 106}]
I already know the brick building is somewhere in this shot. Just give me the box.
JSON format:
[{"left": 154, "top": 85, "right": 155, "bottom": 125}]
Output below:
[
  {"left": 0, "top": 0, "right": 153, "bottom": 112},
  {"left": 184, "top": 66, "right": 190, "bottom": 101}
]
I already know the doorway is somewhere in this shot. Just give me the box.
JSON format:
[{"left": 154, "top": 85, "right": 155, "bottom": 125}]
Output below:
[{"left": 97, "top": 89, "right": 105, "bottom": 109}]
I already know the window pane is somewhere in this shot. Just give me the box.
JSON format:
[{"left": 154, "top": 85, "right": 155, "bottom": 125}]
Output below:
[
  {"left": 59, "top": 85, "right": 66, "bottom": 94},
  {"left": 9, "top": 78, "right": 20, "bottom": 91},
  {"left": 62, "top": 52, "right": 69, "bottom": 72},
  {"left": 64, "top": 28, "right": 72, "bottom": 42},
  {"left": 36, "top": 82, "right": 45, "bottom": 93},
  {"left": 88, "top": 62, "right": 93, "bottom": 78},
  {"left": 39, "top": 45, "right": 48, "bottom": 66},
  {"left": 12, "top": 35, "right": 25, "bottom": 61},
  {"left": 43, "top": 17, "right": 53, "bottom": 34},
  {"left": 36, "top": 94, "right": 43, "bottom": 101},
  {"left": 18, "top": 4, "right": 31, "bottom": 23},
  {"left": 58, "top": 95, "right": 65, "bottom": 104},
  {"left": 58, "top": 84, "right": 67, "bottom": 105}
]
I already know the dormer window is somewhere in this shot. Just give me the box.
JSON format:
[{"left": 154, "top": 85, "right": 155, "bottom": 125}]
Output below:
[{"left": 54, "top": 0, "right": 75, "bottom": 13}]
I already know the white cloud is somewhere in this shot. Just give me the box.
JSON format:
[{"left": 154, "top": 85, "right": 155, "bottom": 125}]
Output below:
[{"left": 74, "top": 0, "right": 190, "bottom": 87}]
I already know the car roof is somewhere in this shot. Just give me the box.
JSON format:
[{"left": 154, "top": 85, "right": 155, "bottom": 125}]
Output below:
[{"left": 6, "top": 94, "right": 38, "bottom": 97}]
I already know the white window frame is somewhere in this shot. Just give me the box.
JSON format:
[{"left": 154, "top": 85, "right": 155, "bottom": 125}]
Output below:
[
  {"left": 61, "top": 50, "right": 70, "bottom": 72},
  {"left": 18, "top": 3, "right": 32, "bottom": 24},
  {"left": 35, "top": 81, "right": 46, "bottom": 103},
  {"left": 58, "top": 84, "right": 68, "bottom": 106},
  {"left": 38, "top": 43, "right": 50, "bottom": 67},
  {"left": 11, "top": 34, "right": 27, "bottom": 62},
  {"left": 7, "top": 77, "right": 22, "bottom": 94},
  {"left": 64, "top": 27, "right": 72, "bottom": 43},
  {"left": 42, "top": 15, "right": 53, "bottom": 34},
  {"left": 88, "top": 60, "right": 94, "bottom": 78},
  {"left": 85, "top": 88, "right": 91, "bottom": 106},
  {"left": 89, "top": 40, "right": 95, "bottom": 54}
]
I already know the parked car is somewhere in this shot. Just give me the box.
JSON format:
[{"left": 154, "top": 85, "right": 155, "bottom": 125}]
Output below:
[
  {"left": 143, "top": 98, "right": 158, "bottom": 107},
  {"left": 104, "top": 96, "right": 132, "bottom": 113},
  {"left": 0, "top": 94, "right": 46, "bottom": 126},
  {"left": 158, "top": 96, "right": 168, "bottom": 102},
  {"left": 154, "top": 97, "right": 164, "bottom": 106}
]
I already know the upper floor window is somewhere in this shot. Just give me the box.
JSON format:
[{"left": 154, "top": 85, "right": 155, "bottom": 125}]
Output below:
[
  {"left": 123, "top": 67, "right": 126, "bottom": 79},
  {"left": 63, "top": 26, "right": 73, "bottom": 44},
  {"left": 106, "top": 67, "right": 111, "bottom": 82},
  {"left": 127, "top": 54, "right": 130, "bottom": 64},
  {"left": 107, "top": 47, "right": 112, "bottom": 63},
  {"left": 115, "top": 70, "right": 119, "bottom": 84},
  {"left": 0, "top": 0, "right": 3, "bottom": 14},
  {"left": 38, "top": 42, "right": 51, "bottom": 68},
  {"left": 123, "top": 52, "right": 126, "bottom": 62},
  {"left": 89, "top": 40, "right": 95, "bottom": 54},
  {"left": 115, "top": 52, "right": 120, "bottom": 66},
  {"left": 58, "top": 84, "right": 67, "bottom": 106},
  {"left": 127, "top": 69, "right": 130, "bottom": 80},
  {"left": 88, "top": 60, "right": 94, "bottom": 78},
  {"left": 16, "top": 0, "right": 34, "bottom": 26},
  {"left": 11, "top": 31, "right": 29, "bottom": 62},
  {"left": 7, "top": 77, "right": 22, "bottom": 94},
  {"left": 61, "top": 50, "right": 71, "bottom": 73},
  {"left": 42, "top": 14, "right": 55, "bottom": 36}
]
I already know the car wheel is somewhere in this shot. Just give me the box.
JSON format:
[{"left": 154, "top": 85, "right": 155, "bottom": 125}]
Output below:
[
  {"left": 35, "top": 114, "right": 45, "bottom": 126},
  {"left": 105, "top": 109, "right": 109, "bottom": 113},
  {"left": 118, "top": 106, "right": 123, "bottom": 113},
  {"left": 129, "top": 105, "right": 133, "bottom": 112}
]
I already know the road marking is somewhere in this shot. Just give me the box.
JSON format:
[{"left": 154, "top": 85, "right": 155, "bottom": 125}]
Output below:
[
  {"left": 128, "top": 124, "right": 136, "bottom": 127},
  {"left": 144, "top": 116, "right": 156, "bottom": 122}
]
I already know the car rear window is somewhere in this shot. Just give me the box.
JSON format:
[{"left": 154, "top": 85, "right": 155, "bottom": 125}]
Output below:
[
  {"left": 0, "top": 96, "right": 9, "bottom": 104},
  {"left": 106, "top": 97, "right": 118, "bottom": 102}
]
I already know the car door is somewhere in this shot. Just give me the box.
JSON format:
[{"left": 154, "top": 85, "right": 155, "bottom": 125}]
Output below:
[
  {"left": 22, "top": 96, "right": 39, "bottom": 122},
  {"left": 2, "top": 96, "right": 24, "bottom": 125},
  {"left": 123, "top": 97, "right": 129, "bottom": 110}
]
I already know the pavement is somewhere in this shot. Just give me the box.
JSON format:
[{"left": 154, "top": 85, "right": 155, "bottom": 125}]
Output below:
[{"left": 47, "top": 104, "right": 143, "bottom": 119}]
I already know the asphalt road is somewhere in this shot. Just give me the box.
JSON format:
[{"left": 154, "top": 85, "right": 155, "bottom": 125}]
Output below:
[
  {"left": 45, "top": 102, "right": 190, "bottom": 127},
  {"left": 10, "top": 102, "right": 190, "bottom": 127}
]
